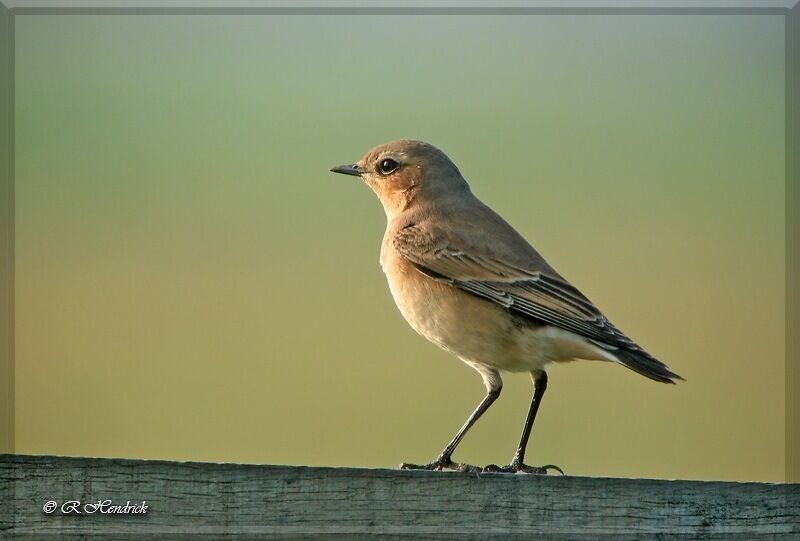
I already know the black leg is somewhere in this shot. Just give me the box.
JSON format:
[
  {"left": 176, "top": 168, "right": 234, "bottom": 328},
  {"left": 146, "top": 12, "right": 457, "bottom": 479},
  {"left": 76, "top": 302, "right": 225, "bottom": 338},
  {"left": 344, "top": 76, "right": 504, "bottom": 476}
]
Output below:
[
  {"left": 512, "top": 370, "right": 547, "bottom": 467},
  {"left": 484, "top": 370, "right": 561, "bottom": 475},
  {"left": 440, "top": 388, "right": 501, "bottom": 463},
  {"left": 400, "top": 387, "right": 501, "bottom": 472}
]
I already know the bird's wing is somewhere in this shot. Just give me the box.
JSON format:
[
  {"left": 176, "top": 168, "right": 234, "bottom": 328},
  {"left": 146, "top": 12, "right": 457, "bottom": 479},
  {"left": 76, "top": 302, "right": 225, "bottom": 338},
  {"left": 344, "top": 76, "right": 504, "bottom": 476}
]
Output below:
[{"left": 392, "top": 223, "right": 638, "bottom": 351}]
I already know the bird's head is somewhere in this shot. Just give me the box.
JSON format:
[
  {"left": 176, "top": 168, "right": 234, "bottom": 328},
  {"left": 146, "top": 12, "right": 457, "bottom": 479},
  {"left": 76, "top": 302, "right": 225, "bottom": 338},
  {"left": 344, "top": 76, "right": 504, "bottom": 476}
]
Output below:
[{"left": 330, "top": 139, "right": 470, "bottom": 219}]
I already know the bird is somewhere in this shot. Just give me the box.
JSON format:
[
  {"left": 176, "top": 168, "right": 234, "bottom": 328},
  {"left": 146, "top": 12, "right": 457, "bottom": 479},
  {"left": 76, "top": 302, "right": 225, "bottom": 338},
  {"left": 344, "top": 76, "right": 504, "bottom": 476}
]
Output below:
[{"left": 330, "top": 139, "right": 682, "bottom": 474}]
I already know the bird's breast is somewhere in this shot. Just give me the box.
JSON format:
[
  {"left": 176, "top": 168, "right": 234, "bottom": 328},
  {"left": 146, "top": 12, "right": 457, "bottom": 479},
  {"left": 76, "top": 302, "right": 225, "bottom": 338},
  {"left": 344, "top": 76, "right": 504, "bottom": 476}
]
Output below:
[{"left": 381, "top": 244, "right": 522, "bottom": 367}]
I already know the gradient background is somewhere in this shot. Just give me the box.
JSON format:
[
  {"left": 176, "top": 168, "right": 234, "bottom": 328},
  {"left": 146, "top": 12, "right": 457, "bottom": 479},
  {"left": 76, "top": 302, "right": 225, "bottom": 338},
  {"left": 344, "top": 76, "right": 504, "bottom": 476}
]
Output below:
[{"left": 13, "top": 13, "right": 785, "bottom": 481}]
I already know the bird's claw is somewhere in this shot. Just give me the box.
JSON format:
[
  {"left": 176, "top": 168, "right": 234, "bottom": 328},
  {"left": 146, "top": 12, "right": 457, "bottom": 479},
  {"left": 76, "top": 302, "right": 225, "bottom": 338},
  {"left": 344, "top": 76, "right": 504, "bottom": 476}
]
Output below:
[
  {"left": 399, "top": 458, "right": 479, "bottom": 473},
  {"left": 482, "top": 462, "right": 564, "bottom": 475}
]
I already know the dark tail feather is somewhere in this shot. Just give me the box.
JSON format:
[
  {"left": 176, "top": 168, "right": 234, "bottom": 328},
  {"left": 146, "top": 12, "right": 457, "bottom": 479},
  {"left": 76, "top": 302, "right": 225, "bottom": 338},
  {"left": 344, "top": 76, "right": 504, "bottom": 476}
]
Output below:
[{"left": 612, "top": 348, "right": 683, "bottom": 384}]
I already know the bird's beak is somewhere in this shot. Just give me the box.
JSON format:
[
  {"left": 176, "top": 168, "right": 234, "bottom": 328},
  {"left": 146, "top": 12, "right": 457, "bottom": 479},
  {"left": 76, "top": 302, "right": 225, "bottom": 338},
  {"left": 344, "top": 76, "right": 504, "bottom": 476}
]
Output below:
[{"left": 330, "top": 163, "right": 364, "bottom": 177}]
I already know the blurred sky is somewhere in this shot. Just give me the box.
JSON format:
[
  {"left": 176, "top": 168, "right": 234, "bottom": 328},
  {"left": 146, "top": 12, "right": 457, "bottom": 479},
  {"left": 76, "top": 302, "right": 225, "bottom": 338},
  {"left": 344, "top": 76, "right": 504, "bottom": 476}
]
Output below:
[{"left": 13, "top": 13, "right": 785, "bottom": 481}]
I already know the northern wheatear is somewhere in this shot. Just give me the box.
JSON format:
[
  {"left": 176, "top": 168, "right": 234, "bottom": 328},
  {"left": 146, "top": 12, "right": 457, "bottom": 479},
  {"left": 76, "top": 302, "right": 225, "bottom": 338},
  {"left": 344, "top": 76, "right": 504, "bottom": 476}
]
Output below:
[{"left": 331, "top": 140, "right": 681, "bottom": 474}]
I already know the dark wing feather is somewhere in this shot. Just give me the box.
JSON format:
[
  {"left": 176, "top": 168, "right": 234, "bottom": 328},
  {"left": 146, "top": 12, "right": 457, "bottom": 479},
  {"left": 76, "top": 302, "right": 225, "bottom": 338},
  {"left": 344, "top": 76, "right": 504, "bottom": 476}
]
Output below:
[
  {"left": 393, "top": 224, "right": 683, "bottom": 383},
  {"left": 393, "top": 224, "right": 636, "bottom": 351}
]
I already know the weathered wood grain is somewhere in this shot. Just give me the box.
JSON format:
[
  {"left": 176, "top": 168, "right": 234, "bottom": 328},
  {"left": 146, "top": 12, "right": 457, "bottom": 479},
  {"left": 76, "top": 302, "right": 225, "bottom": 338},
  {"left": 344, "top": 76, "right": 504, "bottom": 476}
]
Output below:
[{"left": 1, "top": 454, "right": 798, "bottom": 538}]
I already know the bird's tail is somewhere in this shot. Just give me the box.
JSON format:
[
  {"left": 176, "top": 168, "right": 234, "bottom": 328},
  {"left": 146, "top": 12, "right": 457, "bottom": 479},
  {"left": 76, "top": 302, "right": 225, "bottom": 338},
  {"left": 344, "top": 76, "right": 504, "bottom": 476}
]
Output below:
[{"left": 611, "top": 348, "right": 683, "bottom": 384}]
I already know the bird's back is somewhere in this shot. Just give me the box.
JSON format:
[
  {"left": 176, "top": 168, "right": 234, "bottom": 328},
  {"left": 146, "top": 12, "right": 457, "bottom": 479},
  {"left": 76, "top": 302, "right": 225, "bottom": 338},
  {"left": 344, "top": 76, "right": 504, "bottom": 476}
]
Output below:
[{"left": 388, "top": 190, "right": 562, "bottom": 280}]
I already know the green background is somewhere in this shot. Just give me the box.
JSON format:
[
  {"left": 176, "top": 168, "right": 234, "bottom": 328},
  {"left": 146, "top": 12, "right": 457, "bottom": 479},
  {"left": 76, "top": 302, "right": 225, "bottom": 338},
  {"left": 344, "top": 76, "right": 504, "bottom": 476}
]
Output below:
[{"left": 14, "top": 14, "right": 785, "bottom": 481}]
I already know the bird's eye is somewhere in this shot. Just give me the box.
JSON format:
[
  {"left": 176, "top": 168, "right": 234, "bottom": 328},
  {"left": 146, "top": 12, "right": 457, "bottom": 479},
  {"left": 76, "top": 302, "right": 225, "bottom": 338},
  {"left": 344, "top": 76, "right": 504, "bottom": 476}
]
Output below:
[{"left": 378, "top": 158, "right": 400, "bottom": 175}]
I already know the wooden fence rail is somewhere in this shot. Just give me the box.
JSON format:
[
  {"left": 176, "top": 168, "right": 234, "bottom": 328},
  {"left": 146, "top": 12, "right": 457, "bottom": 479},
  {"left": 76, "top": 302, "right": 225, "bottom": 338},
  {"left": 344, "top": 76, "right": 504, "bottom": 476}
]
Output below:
[{"left": 1, "top": 454, "right": 798, "bottom": 538}]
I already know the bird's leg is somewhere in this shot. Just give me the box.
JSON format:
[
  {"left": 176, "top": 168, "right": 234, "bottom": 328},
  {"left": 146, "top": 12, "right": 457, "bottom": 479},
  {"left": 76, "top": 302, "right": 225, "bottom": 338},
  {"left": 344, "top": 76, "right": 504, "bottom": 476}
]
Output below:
[
  {"left": 400, "top": 386, "right": 501, "bottom": 473},
  {"left": 484, "top": 371, "right": 561, "bottom": 475},
  {"left": 511, "top": 371, "right": 547, "bottom": 468}
]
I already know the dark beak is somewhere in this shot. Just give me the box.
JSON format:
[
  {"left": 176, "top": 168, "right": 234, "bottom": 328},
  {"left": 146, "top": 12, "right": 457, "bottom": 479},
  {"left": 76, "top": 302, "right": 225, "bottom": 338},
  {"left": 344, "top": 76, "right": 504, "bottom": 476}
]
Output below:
[{"left": 330, "top": 163, "right": 364, "bottom": 177}]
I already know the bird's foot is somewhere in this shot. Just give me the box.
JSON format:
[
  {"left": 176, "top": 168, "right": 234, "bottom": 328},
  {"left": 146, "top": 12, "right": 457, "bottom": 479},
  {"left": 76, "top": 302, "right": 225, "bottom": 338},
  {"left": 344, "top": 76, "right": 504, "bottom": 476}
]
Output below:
[
  {"left": 399, "top": 457, "right": 479, "bottom": 473},
  {"left": 482, "top": 460, "right": 564, "bottom": 475}
]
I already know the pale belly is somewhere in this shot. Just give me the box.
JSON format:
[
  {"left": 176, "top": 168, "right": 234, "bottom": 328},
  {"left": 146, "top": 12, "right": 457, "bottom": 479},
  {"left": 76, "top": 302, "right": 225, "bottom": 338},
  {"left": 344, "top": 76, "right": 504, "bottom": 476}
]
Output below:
[{"left": 382, "top": 255, "right": 557, "bottom": 373}]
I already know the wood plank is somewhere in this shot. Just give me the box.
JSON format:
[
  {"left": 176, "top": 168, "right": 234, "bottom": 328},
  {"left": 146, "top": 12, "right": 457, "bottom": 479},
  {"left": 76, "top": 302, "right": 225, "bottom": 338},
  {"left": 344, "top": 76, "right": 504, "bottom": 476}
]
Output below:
[{"left": 1, "top": 454, "right": 798, "bottom": 538}]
